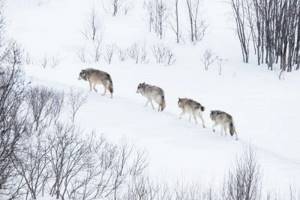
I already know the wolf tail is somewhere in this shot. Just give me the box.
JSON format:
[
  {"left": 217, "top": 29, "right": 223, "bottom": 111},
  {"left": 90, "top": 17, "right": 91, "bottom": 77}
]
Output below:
[
  {"left": 200, "top": 106, "right": 205, "bottom": 112},
  {"left": 229, "top": 121, "right": 238, "bottom": 140},
  {"left": 107, "top": 75, "right": 113, "bottom": 94},
  {"left": 160, "top": 95, "right": 166, "bottom": 111}
]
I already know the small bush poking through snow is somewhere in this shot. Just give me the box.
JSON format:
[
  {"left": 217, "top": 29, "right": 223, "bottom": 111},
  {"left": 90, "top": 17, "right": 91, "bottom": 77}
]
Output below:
[
  {"left": 152, "top": 44, "right": 176, "bottom": 66},
  {"left": 127, "top": 43, "right": 149, "bottom": 64},
  {"left": 202, "top": 49, "right": 217, "bottom": 71}
]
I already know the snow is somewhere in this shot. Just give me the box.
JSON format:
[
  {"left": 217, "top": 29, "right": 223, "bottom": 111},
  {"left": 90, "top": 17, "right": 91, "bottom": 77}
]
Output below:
[{"left": 4, "top": 0, "right": 300, "bottom": 193}]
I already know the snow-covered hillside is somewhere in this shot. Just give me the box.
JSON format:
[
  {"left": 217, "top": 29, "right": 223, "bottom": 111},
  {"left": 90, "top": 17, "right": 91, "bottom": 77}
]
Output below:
[{"left": 4, "top": 0, "right": 300, "bottom": 193}]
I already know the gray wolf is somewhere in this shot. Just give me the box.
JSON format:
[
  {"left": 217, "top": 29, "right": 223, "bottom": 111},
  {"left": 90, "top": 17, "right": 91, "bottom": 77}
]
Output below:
[
  {"left": 136, "top": 82, "right": 166, "bottom": 112},
  {"left": 178, "top": 98, "right": 205, "bottom": 128},
  {"left": 210, "top": 110, "right": 238, "bottom": 140},
  {"left": 79, "top": 68, "right": 113, "bottom": 98}
]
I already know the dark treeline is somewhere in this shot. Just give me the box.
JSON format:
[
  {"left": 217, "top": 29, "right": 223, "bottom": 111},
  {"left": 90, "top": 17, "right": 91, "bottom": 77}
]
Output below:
[{"left": 231, "top": 0, "right": 300, "bottom": 72}]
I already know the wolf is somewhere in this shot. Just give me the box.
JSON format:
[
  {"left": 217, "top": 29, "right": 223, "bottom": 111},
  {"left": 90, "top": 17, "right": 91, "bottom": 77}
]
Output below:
[
  {"left": 210, "top": 110, "right": 238, "bottom": 140},
  {"left": 78, "top": 68, "right": 113, "bottom": 98},
  {"left": 178, "top": 98, "right": 205, "bottom": 128},
  {"left": 136, "top": 82, "right": 166, "bottom": 112}
]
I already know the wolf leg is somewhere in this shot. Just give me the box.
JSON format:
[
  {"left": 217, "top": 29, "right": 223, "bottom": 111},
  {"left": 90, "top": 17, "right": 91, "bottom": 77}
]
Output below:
[
  {"left": 150, "top": 100, "right": 155, "bottom": 110},
  {"left": 144, "top": 100, "right": 149, "bottom": 107},
  {"left": 198, "top": 113, "right": 205, "bottom": 128},
  {"left": 102, "top": 87, "right": 107, "bottom": 96},
  {"left": 212, "top": 123, "right": 217, "bottom": 132},
  {"left": 93, "top": 84, "right": 98, "bottom": 92},
  {"left": 179, "top": 111, "right": 185, "bottom": 119},
  {"left": 192, "top": 112, "right": 198, "bottom": 124},
  {"left": 89, "top": 81, "right": 92, "bottom": 91},
  {"left": 223, "top": 126, "right": 227, "bottom": 136}
]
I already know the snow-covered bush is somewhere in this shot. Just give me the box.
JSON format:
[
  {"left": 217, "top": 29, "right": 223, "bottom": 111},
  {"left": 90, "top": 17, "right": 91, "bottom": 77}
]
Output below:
[
  {"left": 118, "top": 48, "right": 128, "bottom": 62},
  {"left": 104, "top": 44, "right": 116, "bottom": 64},
  {"left": 202, "top": 49, "right": 216, "bottom": 71},
  {"left": 152, "top": 44, "right": 176, "bottom": 65},
  {"left": 127, "top": 43, "right": 149, "bottom": 64}
]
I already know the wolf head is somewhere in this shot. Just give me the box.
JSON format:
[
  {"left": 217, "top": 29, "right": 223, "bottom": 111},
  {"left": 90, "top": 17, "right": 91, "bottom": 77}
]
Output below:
[
  {"left": 136, "top": 82, "right": 146, "bottom": 94},
  {"left": 210, "top": 110, "right": 218, "bottom": 120},
  {"left": 178, "top": 98, "right": 184, "bottom": 108},
  {"left": 78, "top": 69, "right": 88, "bottom": 81}
]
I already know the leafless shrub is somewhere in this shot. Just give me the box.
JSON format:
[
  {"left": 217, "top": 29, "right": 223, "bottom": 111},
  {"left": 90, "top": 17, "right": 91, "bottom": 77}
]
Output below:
[
  {"left": 127, "top": 43, "right": 149, "bottom": 64},
  {"left": 77, "top": 48, "right": 88, "bottom": 63},
  {"left": 93, "top": 39, "right": 102, "bottom": 63},
  {"left": 1, "top": 41, "right": 23, "bottom": 65},
  {"left": 25, "top": 52, "right": 32, "bottom": 65},
  {"left": 152, "top": 44, "right": 176, "bottom": 65},
  {"left": 80, "top": 7, "right": 103, "bottom": 64},
  {"left": 127, "top": 43, "right": 140, "bottom": 64},
  {"left": 202, "top": 49, "right": 216, "bottom": 71},
  {"left": 216, "top": 56, "right": 226, "bottom": 76},
  {"left": 82, "top": 8, "right": 102, "bottom": 42},
  {"left": 49, "top": 56, "right": 61, "bottom": 68},
  {"left": 40, "top": 55, "right": 62, "bottom": 68},
  {"left": 12, "top": 137, "right": 50, "bottom": 200},
  {"left": 47, "top": 124, "right": 89, "bottom": 200},
  {"left": 0, "top": 48, "right": 27, "bottom": 200},
  {"left": 46, "top": 127, "right": 148, "bottom": 200},
  {"left": 77, "top": 39, "right": 103, "bottom": 64},
  {"left": 122, "top": 2, "right": 133, "bottom": 15},
  {"left": 67, "top": 88, "right": 87, "bottom": 123},
  {"left": 224, "top": 148, "right": 261, "bottom": 200},
  {"left": 41, "top": 56, "right": 48, "bottom": 68},
  {"left": 104, "top": 44, "right": 115, "bottom": 64},
  {"left": 108, "top": 0, "right": 132, "bottom": 16},
  {"left": 27, "top": 86, "right": 64, "bottom": 131},
  {"left": 118, "top": 48, "right": 128, "bottom": 62},
  {"left": 124, "top": 176, "right": 159, "bottom": 200}
]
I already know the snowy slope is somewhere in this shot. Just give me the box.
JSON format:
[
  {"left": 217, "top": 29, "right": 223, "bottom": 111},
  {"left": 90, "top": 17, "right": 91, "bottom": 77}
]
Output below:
[{"left": 5, "top": 0, "right": 300, "bottom": 193}]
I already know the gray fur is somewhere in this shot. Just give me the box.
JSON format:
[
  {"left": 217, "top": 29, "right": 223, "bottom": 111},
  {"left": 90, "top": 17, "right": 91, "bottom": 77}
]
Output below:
[
  {"left": 178, "top": 98, "right": 205, "bottom": 128},
  {"left": 79, "top": 68, "right": 113, "bottom": 98},
  {"left": 136, "top": 82, "right": 166, "bottom": 112},
  {"left": 210, "top": 110, "right": 238, "bottom": 140}
]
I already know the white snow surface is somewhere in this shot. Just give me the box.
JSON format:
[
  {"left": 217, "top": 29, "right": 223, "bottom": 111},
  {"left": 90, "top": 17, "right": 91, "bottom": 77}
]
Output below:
[{"left": 5, "top": 0, "right": 300, "bottom": 193}]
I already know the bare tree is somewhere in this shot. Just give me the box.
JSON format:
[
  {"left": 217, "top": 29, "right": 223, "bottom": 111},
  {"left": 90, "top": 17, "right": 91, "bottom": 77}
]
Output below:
[
  {"left": 169, "top": 0, "right": 181, "bottom": 43},
  {"left": 82, "top": 8, "right": 102, "bottom": 41},
  {"left": 27, "top": 86, "right": 64, "bottom": 131},
  {"left": 109, "top": 0, "right": 132, "bottom": 16},
  {"left": 224, "top": 148, "right": 261, "bottom": 200},
  {"left": 127, "top": 43, "right": 149, "bottom": 64},
  {"left": 152, "top": 44, "right": 176, "bottom": 65},
  {"left": 0, "top": 45, "right": 27, "bottom": 200},
  {"left": 144, "top": 0, "right": 168, "bottom": 39},
  {"left": 232, "top": 0, "right": 300, "bottom": 71},
  {"left": 67, "top": 88, "right": 87, "bottom": 123},
  {"left": 48, "top": 124, "right": 89, "bottom": 200},
  {"left": 231, "top": 0, "right": 251, "bottom": 63},
  {"left": 12, "top": 138, "right": 50, "bottom": 200},
  {"left": 186, "top": 0, "right": 207, "bottom": 43},
  {"left": 216, "top": 56, "right": 226, "bottom": 75},
  {"left": 118, "top": 48, "right": 128, "bottom": 62},
  {"left": 144, "top": 0, "right": 155, "bottom": 32},
  {"left": 202, "top": 49, "right": 216, "bottom": 71},
  {"left": 104, "top": 44, "right": 115, "bottom": 64}
]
